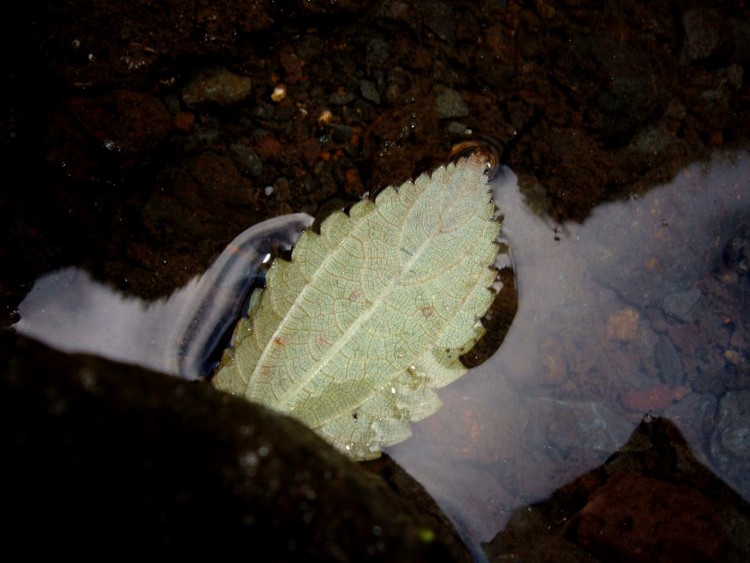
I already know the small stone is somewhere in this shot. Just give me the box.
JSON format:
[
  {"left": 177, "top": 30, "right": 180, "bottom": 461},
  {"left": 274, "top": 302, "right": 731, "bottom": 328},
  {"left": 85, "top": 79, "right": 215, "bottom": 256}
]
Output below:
[
  {"left": 539, "top": 337, "right": 567, "bottom": 386},
  {"left": 435, "top": 88, "right": 468, "bottom": 119},
  {"left": 680, "top": 8, "right": 725, "bottom": 63},
  {"left": 183, "top": 67, "right": 252, "bottom": 108},
  {"left": 711, "top": 390, "right": 750, "bottom": 461},
  {"left": 654, "top": 336, "right": 684, "bottom": 386},
  {"left": 619, "top": 384, "right": 682, "bottom": 413},
  {"left": 329, "top": 89, "right": 356, "bottom": 105},
  {"left": 230, "top": 143, "right": 263, "bottom": 177},
  {"left": 366, "top": 38, "right": 391, "bottom": 67},
  {"left": 173, "top": 112, "right": 195, "bottom": 132},
  {"left": 445, "top": 121, "right": 469, "bottom": 135},
  {"left": 661, "top": 287, "right": 702, "bottom": 323},
  {"left": 606, "top": 307, "right": 639, "bottom": 342},
  {"left": 360, "top": 79, "right": 381, "bottom": 104},
  {"left": 724, "top": 349, "right": 744, "bottom": 366},
  {"left": 271, "top": 84, "right": 287, "bottom": 102},
  {"left": 317, "top": 109, "right": 333, "bottom": 126},
  {"left": 720, "top": 425, "right": 750, "bottom": 461},
  {"left": 543, "top": 399, "right": 631, "bottom": 453},
  {"left": 384, "top": 67, "right": 412, "bottom": 104},
  {"left": 423, "top": 0, "right": 455, "bottom": 44},
  {"left": 664, "top": 392, "right": 717, "bottom": 448},
  {"left": 327, "top": 123, "right": 356, "bottom": 144}
]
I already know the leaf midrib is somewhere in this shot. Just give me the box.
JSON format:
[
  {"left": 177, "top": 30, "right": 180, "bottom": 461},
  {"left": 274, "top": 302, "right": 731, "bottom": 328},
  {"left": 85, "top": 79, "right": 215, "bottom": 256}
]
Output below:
[{"left": 253, "top": 171, "right": 475, "bottom": 411}]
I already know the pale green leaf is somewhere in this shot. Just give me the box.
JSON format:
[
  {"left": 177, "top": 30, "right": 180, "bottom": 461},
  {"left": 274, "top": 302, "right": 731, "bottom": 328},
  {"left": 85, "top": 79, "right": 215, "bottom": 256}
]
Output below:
[{"left": 213, "top": 154, "right": 502, "bottom": 460}]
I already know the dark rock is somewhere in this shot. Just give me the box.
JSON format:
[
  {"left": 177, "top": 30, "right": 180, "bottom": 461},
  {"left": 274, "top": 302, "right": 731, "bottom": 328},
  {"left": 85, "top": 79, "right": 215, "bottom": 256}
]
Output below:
[
  {"left": 435, "top": 88, "right": 469, "bottom": 119},
  {"left": 360, "top": 79, "right": 382, "bottom": 105},
  {"left": 722, "top": 223, "right": 750, "bottom": 277},
  {"left": 655, "top": 335, "right": 685, "bottom": 386},
  {"left": 661, "top": 287, "right": 703, "bottom": 323},
  {"left": 681, "top": 9, "right": 731, "bottom": 64},
  {"left": 422, "top": 0, "right": 456, "bottom": 45},
  {"left": 526, "top": 398, "right": 632, "bottom": 455},
  {"left": 0, "top": 330, "right": 470, "bottom": 560},
  {"left": 710, "top": 390, "right": 750, "bottom": 491},
  {"left": 384, "top": 67, "right": 413, "bottom": 104},
  {"left": 664, "top": 392, "right": 718, "bottom": 452},
  {"left": 230, "top": 142, "right": 264, "bottom": 177},
  {"left": 366, "top": 39, "right": 392, "bottom": 68},
  {"left": 329, "top": 90, "right": 357, "bottom": 105}
]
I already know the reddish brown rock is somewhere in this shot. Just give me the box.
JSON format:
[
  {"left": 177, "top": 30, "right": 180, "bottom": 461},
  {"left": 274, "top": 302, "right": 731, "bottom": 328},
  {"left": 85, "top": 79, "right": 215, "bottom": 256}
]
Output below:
[
  {"left": 574, "top": 472, "right": 726, "bottom": 562},
  {"left": 540, "top": 336, "right": 568, "bottom": 386},
  {"left": 619, "top": 384, "right": 691, "bottom": 413}
]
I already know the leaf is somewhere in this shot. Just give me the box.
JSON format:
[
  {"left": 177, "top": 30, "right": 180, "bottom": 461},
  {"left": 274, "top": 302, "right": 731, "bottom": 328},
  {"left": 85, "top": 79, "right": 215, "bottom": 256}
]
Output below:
[{"left": 212, "top": 154, "right": 502, "bottom": 460}]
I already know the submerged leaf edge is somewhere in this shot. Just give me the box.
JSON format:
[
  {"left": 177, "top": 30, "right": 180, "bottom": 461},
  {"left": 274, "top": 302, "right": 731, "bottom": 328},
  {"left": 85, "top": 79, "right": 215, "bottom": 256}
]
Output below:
[{"left": 213, "top": 154, "right": 504, "bottom": 460}]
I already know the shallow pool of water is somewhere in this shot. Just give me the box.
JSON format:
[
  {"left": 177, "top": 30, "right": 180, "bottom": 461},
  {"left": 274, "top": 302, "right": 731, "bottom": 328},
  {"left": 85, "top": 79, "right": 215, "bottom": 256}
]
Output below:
[
  {"left": 12, "top": 150, "right": 750, "bottom": 561},
  {"left": 387, "top": 150, "right": 750, "bottom": 558}
]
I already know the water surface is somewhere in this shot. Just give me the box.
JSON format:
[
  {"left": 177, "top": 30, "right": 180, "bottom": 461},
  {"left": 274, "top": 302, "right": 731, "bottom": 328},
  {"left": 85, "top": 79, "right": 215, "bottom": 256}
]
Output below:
[{"left": 387, "top": 150, "right": 750, "bottom": 557}]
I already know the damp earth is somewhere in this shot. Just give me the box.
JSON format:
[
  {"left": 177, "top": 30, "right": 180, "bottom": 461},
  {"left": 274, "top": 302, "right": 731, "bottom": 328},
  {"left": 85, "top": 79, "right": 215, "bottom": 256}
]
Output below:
[{"left": 2, "top": 1, "right": 750, "bottom": 561}]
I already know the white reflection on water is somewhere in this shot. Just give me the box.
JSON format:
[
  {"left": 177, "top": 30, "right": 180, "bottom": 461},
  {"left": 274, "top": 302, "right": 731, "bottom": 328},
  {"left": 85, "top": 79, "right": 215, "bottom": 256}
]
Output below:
[
  {"left": 386, "top": 150, "right": 750, "bottom": 559},
  {"left": 13, "top": 213, "right": 313, "bottom": 379}
]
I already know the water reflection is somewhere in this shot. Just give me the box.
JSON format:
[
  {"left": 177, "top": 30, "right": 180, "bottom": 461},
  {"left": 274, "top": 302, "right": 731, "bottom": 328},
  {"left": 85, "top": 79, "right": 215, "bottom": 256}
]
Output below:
[
  {"left": 13, "top": 213, "right": 313, "bottom": 379},
  {"left": 386, "top": 150, "right": 750, "bottom": 559}
]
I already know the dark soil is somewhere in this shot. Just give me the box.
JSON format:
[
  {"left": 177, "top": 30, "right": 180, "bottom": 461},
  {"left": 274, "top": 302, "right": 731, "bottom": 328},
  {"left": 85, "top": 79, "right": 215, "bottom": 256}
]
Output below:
[
  {"left": 1, "top": 1, "right": 749, "bottom": 560},
  {"left": 2, "top": 0, "right": 749, "bottom": 322}
]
